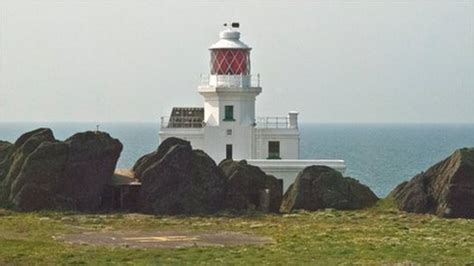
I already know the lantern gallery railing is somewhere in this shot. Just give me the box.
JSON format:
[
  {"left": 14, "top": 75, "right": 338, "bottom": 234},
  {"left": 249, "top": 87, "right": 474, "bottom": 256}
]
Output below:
[
  {"left": 160, "top": 116, "right": 204, "bottom": 129},
  {"left": 255, "top": 117, "right": 289, "bottom": 129},
  {"left": 200, "top": 74, "right": 260, "bottom": 88}
]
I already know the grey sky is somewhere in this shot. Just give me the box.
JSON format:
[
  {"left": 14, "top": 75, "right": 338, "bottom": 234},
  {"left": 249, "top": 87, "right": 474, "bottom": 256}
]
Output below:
[{"left": 0, "top": 0, "right": 473, "bottom": 123}]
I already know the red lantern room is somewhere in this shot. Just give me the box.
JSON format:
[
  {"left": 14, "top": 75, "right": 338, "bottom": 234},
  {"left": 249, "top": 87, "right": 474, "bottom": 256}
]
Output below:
[{"left": 209, "top": 28, "right": 251, "bottom": 76}]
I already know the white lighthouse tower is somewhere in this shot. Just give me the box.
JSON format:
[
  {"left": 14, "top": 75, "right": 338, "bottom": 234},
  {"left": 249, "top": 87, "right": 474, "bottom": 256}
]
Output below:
[
  {"left": 160, "top": 24, "right": 345, "bottom": 186},
  {"left": 199, "top": 26, "right": 265, "bottom": 161}
]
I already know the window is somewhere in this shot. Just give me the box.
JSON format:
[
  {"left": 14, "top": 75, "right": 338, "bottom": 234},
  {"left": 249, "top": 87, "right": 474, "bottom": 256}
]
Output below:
[
  {"left": 226, "top": 144, "right": 233, "bottom": 160},
  {"left": 268, "top": 141, "right": 280, "bottom": 159},
  {"left": 226, "top": 129, "right": 232, "bottom": 136},
  {"left": 224, "top": 105, "right": 235, "bottom": 121},
  {"left": 210, "top": 49, "right": 249, "bottom": 75}
]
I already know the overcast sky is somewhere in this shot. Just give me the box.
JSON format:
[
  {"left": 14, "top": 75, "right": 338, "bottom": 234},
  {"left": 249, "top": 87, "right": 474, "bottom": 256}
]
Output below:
[{"left": 0, "top": 0, "right": 473, "bottom": 123}]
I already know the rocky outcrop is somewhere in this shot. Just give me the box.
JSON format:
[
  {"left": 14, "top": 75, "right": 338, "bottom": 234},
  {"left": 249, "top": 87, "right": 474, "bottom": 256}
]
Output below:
[
  {"left": 219, "top": 160, "right": 283, "bottom": 213},
  {"left": 0, "top": 128, "right": 56, "bottom": 205},
  {"left": 0, "top": 141, "right": 12, "bottom": 162},
  {"left": 280, "top": 166, "right": 378, "bottom": 213},
  {"left": 133, "top": 137, "right": 227, "bottom": 215},
  {"left": 0, "top": 128, "right": 123, "bottom": 211},
  {"left": 390, "top": 148, "right": 474, "bottom": 218}
]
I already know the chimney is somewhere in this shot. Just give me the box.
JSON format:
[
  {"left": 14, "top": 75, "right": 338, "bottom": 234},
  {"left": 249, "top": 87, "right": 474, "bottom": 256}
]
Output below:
[{"left": 288, "top": 111, "right": 299, "bottom": 129}]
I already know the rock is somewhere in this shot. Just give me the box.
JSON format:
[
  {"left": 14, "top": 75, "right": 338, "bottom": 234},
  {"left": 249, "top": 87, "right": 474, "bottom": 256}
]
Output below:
[
  {"left": 0, "top": 128, "right": 123, "bottom": 211},
  {"left": 219, "top": 160, "right": 283, "bottom": 213},
  {"left": 0, "top": 141, "right": 12, "bottom": 162},
  {"left": 0, "top": 128, "right": 56, "bottom": 203},
  {"left": 132, "top": 137, "right": 190, "bottom": 180},
  {"left": 60, "top": 131, "right": 123, "bottom": 211},
  {"left": 0, "top": 141, "right": 13, "bottom": 182},
  {"left": 389, "top": 148, "right": 474, "bottom": 218},
  {"left": 280, "top": 165, "right": 378, "bottom": 213},
  {"left": 133, "top": 137, "right": 227, "bottom": 215}
]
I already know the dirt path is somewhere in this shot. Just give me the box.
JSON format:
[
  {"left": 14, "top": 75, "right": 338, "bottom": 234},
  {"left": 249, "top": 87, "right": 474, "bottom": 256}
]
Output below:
[{"left": 58, "top": 230, "right": 274, "bottom": 249}]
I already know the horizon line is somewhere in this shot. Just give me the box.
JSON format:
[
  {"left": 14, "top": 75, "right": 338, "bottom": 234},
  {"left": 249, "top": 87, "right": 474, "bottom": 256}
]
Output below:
[{"left": 0, "top": 121, "right": 473, "bottom": 125}]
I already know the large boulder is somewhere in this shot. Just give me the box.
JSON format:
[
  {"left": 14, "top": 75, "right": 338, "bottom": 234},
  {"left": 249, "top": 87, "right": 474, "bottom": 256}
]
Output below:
[
  {"left": 0, "top": 128, "right": 123, "bottom": 211},
  {"left": 219, "top": 160, "right": 283, "bottom": 213},
  {"left": 389, "top": 148, "right": 474, "bottom": 218},
  {"left": 133, "top": 137, "right": 227, "bottom": 215},
  {"left": 0, "top": 141, "right": 12, "bottom": 162},
  {"left": 0, "top": 128, "right": 56, "bottom": 204},
  {"left": 133, "top": 137, "right": 190, "bottom": 180},
  {"left": 280, "top": 166, "right": 378, "bottom": 213}
]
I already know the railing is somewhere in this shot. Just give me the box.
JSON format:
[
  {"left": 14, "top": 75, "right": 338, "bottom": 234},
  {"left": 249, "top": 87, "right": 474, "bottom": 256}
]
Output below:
[
  {"left": 200, "top": 74, "right": 260, "bottom": 88},
  {"left": 160, "top": 116, "right": 204, "bottom": 129},
  {"left": 256, "top": 117, "right": 289, "bottom": 129},
  {"left": 161, "top": 116, "right": 291, "bottom": 129}
]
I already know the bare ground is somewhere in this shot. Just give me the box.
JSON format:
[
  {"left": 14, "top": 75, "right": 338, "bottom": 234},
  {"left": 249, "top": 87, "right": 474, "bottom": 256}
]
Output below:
[{"left": 57, "top": 230, "right": 274, "bottom": 249}]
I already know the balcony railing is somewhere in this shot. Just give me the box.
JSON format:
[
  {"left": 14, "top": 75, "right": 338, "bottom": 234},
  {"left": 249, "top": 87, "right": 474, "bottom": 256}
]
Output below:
[
  {"left": 161, "top": 116, "right": 292, "bottom": 129},
  {"left": 200, "top": 74, "right": 260, "bottom": 88},
  {"left": 256, "top": 117, "right": 289, "bottom": 129},
  {"left": 160, "top": 116, "right": 204, "bottom": 129}
]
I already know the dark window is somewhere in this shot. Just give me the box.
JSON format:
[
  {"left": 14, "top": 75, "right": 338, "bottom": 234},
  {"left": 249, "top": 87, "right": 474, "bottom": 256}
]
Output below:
[
  {"left": 268, "top": 141, "right": 280, "bottom": 159},
  {"left": 226, "top": 144, "right": 233, "bottom": 160},
  {"left": 224, "top": 106, "right": 234, "bottom": 121}
]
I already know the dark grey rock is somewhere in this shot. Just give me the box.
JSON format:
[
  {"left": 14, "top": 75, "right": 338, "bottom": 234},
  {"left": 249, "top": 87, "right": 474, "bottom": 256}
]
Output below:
[
  {"left": 61, "top": 131, "right": 123, "bottom": 211},
  {"left": 389, "top": 148, "right": 474, "bottom": 218},
  {"left": 219, "top": 159, "right": 283, "bottom": 213},
  {"left": 280, "top": 165, "right": 378, "bottom": 212},
  {"left": 0, "top": 141, "right": 12, "bottom": 163},
  {"left": 133, "top": 137, "right": 227, "bottom": 215},
  {"left": 0, "top": 128, "right": 56, "bottom": 203},
  {"left": 0, "top": 128, "right": 122, "bottom": 211},
  {"left": 133, "top": 137, "right": 189, "bottom": 180}
]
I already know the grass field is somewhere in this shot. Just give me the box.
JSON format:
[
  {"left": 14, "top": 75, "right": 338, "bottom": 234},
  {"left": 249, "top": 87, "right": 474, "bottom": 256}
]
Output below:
[{"left": 0, "top": 199, "right": 473, "bottom": 264}]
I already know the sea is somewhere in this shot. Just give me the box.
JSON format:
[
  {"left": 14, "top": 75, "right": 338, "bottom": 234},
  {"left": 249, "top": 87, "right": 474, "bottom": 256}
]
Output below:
[{"left": 1, "top": 122, "right": 473, "bottom": 197}]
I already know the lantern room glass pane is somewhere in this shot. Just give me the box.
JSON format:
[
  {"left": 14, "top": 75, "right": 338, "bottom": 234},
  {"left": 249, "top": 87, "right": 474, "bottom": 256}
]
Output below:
[{"left": 211, "top": 49, "right": 250, "bottom": 75}]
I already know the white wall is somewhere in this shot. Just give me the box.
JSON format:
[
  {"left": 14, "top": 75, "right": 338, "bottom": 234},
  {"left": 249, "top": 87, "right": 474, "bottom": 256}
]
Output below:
[
  {"left": 160, "top": 122, "right": 301, "bottom": 162},
  {"left": 203, "top": 124, "right": 254, "bottom": 163},
  {"left": 203, "top": 100, "right": 219, "bottom": 126},
  {"left": 255, "top": 128, "right": 300, "bottom": 159},
  {"left": 197, "top": 84, "right": 262, "bottom": 162},
  {"left": 198, "top": 86, "right": 262, "bottom": 127}
]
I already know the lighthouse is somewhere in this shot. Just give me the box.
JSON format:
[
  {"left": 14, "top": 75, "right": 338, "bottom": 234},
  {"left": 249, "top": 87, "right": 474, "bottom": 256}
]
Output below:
[{"left": 160, "top": 24, "right": 345, "bottom": 186}]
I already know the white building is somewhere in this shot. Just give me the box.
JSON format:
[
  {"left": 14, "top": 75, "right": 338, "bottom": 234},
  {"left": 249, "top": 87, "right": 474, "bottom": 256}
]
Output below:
[{"left": 160, "top": 25, "right": 345, "bottom": 186}]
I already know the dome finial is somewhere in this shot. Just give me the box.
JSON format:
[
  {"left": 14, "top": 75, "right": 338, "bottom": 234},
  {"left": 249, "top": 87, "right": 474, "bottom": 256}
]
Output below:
[
  {"left": 209, "top": 23, "right": 250, "bottom": 50},
  {"left": 223, "top": 22, "right": 240, "bottom": 29}
]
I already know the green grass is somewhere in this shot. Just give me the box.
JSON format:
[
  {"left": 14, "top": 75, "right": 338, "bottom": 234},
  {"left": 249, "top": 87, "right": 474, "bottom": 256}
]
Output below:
[{"left": 0, "top": 200, "right": 473, "bottom": 264}]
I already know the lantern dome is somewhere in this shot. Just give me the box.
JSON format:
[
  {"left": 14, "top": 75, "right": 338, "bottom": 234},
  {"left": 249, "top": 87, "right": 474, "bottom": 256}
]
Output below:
[
  {"left": 209, "top": 27, "right": 252, "bottom": 78},
  {"left": 209, "top": 29, "right": 251, "bottom": 50}
]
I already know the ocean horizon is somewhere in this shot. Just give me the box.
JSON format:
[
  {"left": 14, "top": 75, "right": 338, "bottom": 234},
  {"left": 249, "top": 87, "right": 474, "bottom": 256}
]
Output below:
[{"left": 1, "top": 122, "right": 473, "bottom": 197}]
